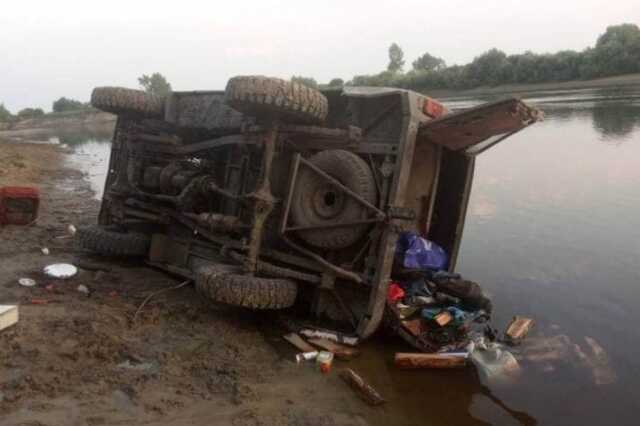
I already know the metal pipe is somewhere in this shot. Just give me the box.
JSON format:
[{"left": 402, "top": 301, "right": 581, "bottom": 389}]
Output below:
[{"left": 282, "top": 235, "right": 363, "bottom": 284}]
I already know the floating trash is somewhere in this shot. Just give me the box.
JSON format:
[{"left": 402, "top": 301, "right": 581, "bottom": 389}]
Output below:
[{"left": 43, "top": 263, "right": 78, "bottom": 279}]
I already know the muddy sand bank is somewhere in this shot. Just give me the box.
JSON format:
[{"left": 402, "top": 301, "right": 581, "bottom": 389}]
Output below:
[{"left": 0, "top": 141, "right": 373, "bottom": 426}]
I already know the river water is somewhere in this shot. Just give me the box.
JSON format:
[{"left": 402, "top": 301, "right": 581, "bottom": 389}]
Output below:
[
  {"left": 28, "top": 86, "right": 640, "bottom": 425},
  {"left": 371, "top": 86, "right": 640, "bottom": 426}
]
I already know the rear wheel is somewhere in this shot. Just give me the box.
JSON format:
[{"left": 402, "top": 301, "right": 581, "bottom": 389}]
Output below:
[
  {"left": 91, "top": 87, "right": 164, "bottom": 118},
  {"left": 74, "top": 225, "right": 150, "bottom": 257},
  {"left": 195, "top": 264, "right": 297, "bottom": 310},
  {"left": 224, "top": 76, "right": 328, "bottom": 124}
]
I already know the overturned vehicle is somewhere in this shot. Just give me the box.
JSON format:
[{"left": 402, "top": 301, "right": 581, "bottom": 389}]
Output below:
[{"left": 78, "top": 76, "right": 541, "bottom": 349}]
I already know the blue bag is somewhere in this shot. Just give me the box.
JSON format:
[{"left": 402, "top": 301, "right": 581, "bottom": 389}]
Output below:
[{"left": 396, "top": 232, "right": 448, "bottom": 271}]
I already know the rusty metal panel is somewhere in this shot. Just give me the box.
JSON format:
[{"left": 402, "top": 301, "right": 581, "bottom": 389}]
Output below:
[
  {"left": 403, "top": 141, "right": 439, "bottom": 235},
  {"left": 418, "top": 98, "right": 542, "bottom": 153}
]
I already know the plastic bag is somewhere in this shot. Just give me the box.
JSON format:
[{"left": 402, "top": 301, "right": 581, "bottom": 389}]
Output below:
[{"left": 395, "top": 232, "right": 448, "bottom": 270}]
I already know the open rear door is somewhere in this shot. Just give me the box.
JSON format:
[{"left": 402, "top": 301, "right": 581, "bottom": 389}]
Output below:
[{"left": 418, "top": 98, "right": 542, "bottom": 156}]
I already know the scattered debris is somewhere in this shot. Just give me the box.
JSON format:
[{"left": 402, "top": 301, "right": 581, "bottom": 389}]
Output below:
[
  {"left": 522, "top": 335, "right": 573, "bottom": 364},
  {"left": 0, "top": 186, "right": 40, "bottom": 225},
  {"left": 574, "top": 337, "right": 616, "bottom": 385},
  {"left": 132, "top": 280, "right": 191, "bottom": 324},
  {"left": 470, "top": 342, "right": 521, "bottom": 384},
  {"left": 284, "top": 333, "right": 316, "bottom": 353},
  {"left": 117, "top": 360, "right": 156, "bottom": 372},
  {"left": 400, "top": 319, "right": 424, "bottom": 337},
  {"left": 339, "top": 369, "right": 386, "bottom": 406},
  {"left": 387, "top": 282, "right": 405, "bottom": 303},
  {"left": 433, "top": 310, "right": 453, "bottom": 327},
  {"left": 316, "top": 351, "right": 334, "bottom": 374},
  {"left": 295, "top": 351, "right": 319, "bottom": 363},
  {"left": 300, "top": 329, "right": 359, "bottom": 346},
  {"left": 0, "top": 305, "right": 18, "bottom": 332},
  {"left": 41, "top": 247, "right": 50, "bottom": 255},
  {"left": 394, "top": 352, "right": 468, "bottom": 369},
  {"left": 28, "top": 298, "right": 52, "bottom": 305},
  {"left": 307, "top": 338, "right": 360, "bottom": 360},
  {"left": 504, "top": 316, "right": 534, "bottom": 345},
  {"left": 43, "top": 263, "right": 78, "bottom": 279},
  {"left": 18, "top": 278, "right": 36, "bottom": 287},
  {"left": 68, "top": 224, "right": 77, "bottom": 235},
  {"left": 76, "top": 284, "right": 91, "bottom": 296}
]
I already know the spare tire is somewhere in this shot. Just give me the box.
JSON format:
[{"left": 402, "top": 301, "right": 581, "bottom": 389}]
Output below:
[
  {"left": 195, "top": 264, "right": 297, "bottom": 310},
  {"left": 74, "top": 225, "right": 150, "bottom": 257},
  {"left": 291, "top": 150, "right": 377, "bottom": 249},
  {"left": 91, "top": 87, "right": 164, "bottom": 118},
  {"left": 224, "top": 76, "right": 328, "bottom": 124}
]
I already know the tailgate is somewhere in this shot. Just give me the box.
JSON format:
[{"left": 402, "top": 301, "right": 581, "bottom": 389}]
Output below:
[{"left": 418, "top": 98, "right": 542, "bottom": 155}]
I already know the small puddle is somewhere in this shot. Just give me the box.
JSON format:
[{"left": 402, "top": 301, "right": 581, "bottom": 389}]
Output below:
[{"left": 0, "top": 128, "right": 113, "bottom": 199}]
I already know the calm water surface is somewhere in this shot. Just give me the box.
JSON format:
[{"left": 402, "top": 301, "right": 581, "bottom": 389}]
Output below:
[
  {"left": 38, "top": 86, "right": 640, "bottom": 425},
  {"left": 373, "top": 86, "right": 640, "bottom": 426}
]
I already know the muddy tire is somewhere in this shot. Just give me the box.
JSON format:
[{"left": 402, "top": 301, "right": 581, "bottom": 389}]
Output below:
[
  {"left": 195, "top": 264, "right": 297, "bottom": 310},
  {"left": 291, "top": 150, "right": 377, "bottom": 249},
  {"left": 91, "top": 87, "right": 164, "bottom": 118},
  {"left": 224, "top": 76, "right": 328, "bottom": 124},
  {"left": 74, "top": 225, "right": 150, "bottom": 257}
]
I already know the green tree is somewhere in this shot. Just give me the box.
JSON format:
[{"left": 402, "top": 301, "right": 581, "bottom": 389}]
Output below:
[
  {"left": 0, "top": 103, "right": 12, "bottom": 122},
  {"left": 138, "top": 72, "right": 172, "bottom": 97},
  {"left": 387, "top": 43, "right": 405, "bottom": 73},
  {"left": 327, "top": 78, "right": 344, "bottom": 88},
  {"left": 17, "top": 108, "right": 45, "bottom": 120},
  {"left": 412, "top": 52, "right": 446, "bottom": 72},
  {"left": 592, "top": 24, "right": 640, "bottom": 76},
  {"left": 52, "top": 97, "right": 86, "bottom": 113},
  {"left": 291, "top": 76, "right": 318, "bottom": 89},
  {"left": 467, "top": 48, "right": 510, "bottom": 86}
]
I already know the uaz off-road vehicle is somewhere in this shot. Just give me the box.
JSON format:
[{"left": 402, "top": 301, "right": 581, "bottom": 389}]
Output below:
[{"left": 77, "top": 76, "right": 541, "bottom": 341}]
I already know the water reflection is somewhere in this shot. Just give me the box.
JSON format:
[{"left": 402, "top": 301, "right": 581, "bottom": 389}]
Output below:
[
  {"left": 591, "top": 102, "right": 640, "bottom": 143},
  {"left": 0, "top": 126, "right": 113, "bottom": 199},
  {"left": 57, "top": 128, "right": 112, "bottom": 146},
  {"left": 444, "top": 86, "right": 640, "bottom": 143},
  {"left": 448, "top": 86, "right": 640, "bottom": 426}
]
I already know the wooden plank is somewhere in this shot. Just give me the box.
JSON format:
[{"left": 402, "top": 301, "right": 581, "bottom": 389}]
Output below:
[
  {"left": 307, "top": 338, "right": 360, "bottom": 360},
  {"left": 283, "top": 333, "right": 316, "bottom": 353},
  {"left": 504, "top": 316, "right": 534, "bottom": 344},
  {"left": 394, "top": 352, "right": 467, "bottom": 369},
  {"left": 340, "top": 369, "right": 386, "bottom": 406},
  {"left": 0, "top": 305, "right": 18, "bottom": 332}
]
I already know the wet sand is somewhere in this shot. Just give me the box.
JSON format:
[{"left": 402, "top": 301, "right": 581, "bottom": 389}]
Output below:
[{"left": 0, "top": 141, "right": 372, "bottom": 425}]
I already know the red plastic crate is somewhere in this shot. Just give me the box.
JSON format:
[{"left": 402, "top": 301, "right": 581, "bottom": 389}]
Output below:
[{"left": 0, "top": 186, "right": 40, "bottom": 225}]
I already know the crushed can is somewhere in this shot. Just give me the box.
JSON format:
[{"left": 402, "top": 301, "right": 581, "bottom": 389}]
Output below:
[
  {"left": 316, "top": 351, "right": 334, "bottom": 374},
  {"left": 0, "top": 187, "right": 40, "bottom": 225}
]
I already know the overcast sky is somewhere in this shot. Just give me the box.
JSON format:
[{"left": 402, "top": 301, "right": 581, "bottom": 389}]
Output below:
[{"left": 1, "top": 0, "right": 638, "bottom": 111}]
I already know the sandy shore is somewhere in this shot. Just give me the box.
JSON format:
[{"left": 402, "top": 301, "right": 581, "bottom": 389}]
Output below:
[{"left": 0, "top": 141, "right": 372, "bottom": 426}]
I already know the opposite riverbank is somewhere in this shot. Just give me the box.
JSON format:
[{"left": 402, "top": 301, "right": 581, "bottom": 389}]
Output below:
[{"left": 425, "top": 73, "right": 640, "bottom": 99}]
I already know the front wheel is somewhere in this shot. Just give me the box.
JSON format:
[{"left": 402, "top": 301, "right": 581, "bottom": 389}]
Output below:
[
  {"left": 74, "top": 225, "right": 150, "bottom": 257},
  {"left": 195, "top": 264, "right": 298, "bottom": 310},
  {"left": 91, "top": 87, "right": 165, "bottom": 118}
]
